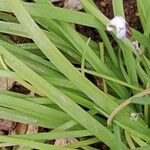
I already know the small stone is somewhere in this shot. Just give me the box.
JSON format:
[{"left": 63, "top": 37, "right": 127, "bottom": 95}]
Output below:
[
  {"left": 64, "top": 0, "right": 83, "bottom": 10},
  {"left": 54, "top": 138, "right": 76, "bottom": 146}
]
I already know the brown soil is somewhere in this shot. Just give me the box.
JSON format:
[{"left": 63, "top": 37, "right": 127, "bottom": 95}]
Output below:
[
  {"left": 7, "top": 35, "right": 32, "bottom": 43},
  {"left": 9, "top": 83, "right": 30, "bottom": 94}
]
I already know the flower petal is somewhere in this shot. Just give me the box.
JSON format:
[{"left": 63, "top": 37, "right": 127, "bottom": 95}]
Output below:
[
  {"left": 107, "top": 16, "right": 127, "bottom": 39},
  {"left": 117, "top": 28, "right": 126, "bottom": 39}
]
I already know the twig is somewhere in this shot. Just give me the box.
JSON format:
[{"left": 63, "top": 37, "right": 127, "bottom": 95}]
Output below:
[{"left": 107, "top": 88, "right": 150, "bottom": 126}]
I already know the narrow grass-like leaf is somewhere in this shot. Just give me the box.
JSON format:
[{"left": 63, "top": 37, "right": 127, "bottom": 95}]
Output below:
[
  {"left": 96, "top": 26, "right": 118, "bottom": 67},
  {"left": 81, "top": 69, "right": 142, "bottom": 91},
  {"left": 0, "top": 135, "right": 75, "bottom": 150},
  {"left": 0, "top": 95, "right": 70, "bottom": 127},
  {"left": 0, "top": 12, "right": 18, "bottom": 23},
  {"left": 0, "top": 41, "right": 116, "bottom": 149},
  {"left": 0, "top": 107, "right": 56, "bottom": 128},
  {"left": 9, "top": 0, "right": 117, "bottom": 118},
  {"left": 112, "top": 0, "right": 138, "bottom": 86},
  {"left": 136, "top": 0, "right": 148, "bottom": 28},
  {"left": 112, "top": 0, "right": 125, "bottom": 17},
  {"left": 11, "top": 130, "right": 91, "bottom": 141},
  {"left": 0, "top": 0, "right": 150, "bottom": 148},
  {"left": 131, "top": 97, "right": 150, "bottom": 105},
  {"left": 81, "top": 0, "right": 138, "bottom": 86},
  {"left": 55, "top": 21, "right": 128, "bottom": 98},
  {"left": 1, "top": 0, "right": 150, "bottom": 143},
  {"left": 134, "top": 145, "right": 150, "bottom": 150},
  {"left": 113, "top": 124, "right": 124, "bottom": 150},
  {"left": 125, "top": 131, "right": 136, "bottom": 149},
  {"left": 67, "top": 138, "right": 99, "bottom": 149},
  {"left": 131, "top": 135, "right": 147, "bottom": 147}
]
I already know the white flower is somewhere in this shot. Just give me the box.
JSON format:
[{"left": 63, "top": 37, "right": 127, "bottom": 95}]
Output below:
[{"left": 107, "top": 16, "right": 126, "bottom": 39}]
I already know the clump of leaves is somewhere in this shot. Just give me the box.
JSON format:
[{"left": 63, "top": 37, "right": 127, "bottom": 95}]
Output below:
[{"left": 0, "top": 0, "right": 149, "bottom": 149}]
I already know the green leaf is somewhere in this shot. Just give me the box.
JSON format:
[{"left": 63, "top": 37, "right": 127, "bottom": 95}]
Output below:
[{"left": 131, "top": 97, "right": 150, "bottom": 105}]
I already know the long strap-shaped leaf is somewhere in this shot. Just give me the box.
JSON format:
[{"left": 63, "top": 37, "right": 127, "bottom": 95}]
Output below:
[
  {"left": 10, "top": 0, "right": 116, "bottom": 122},
  {"left": 0, "top": 1, "right": 121, "bottom": 149},
  {"left": 1, "top": 0, "right": 149, "bottom": 144},
  {"left": 0, "top": 0, "right": 149, "bottom": 48},
  {"left": 0, "top": 18, "right": 129, "bottom": 98},
  {"left": 0, "top": 43, "right": 117, "bottom": 149},
  {"left": 111, "top": 0, "right": 138, "bottom": 86},
  {"left": 0, "top": 135, "right": 75, "bottom": 150},
  {"left": 11, "top": 0, "right": 150, "bottom": 142},
  {"left": 81, "top": 0, "right": 138, "bottom": 87}
]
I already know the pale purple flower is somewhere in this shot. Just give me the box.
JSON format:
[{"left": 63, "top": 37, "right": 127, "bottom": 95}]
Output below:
[{"left": 107, "top": 16, "right": 127, "bottom": 39}]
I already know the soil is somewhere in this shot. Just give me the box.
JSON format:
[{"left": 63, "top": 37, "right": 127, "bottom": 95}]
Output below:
[
  {"left": 7, "top": 35, "right": 32, "bottom": 43},
  {"left": 10, "top": 83, "right": 30, "bottom": 94}
]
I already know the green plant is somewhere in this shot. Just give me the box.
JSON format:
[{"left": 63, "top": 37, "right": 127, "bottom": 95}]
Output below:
[{"left": 0, "top": 0, "right": 149, "bottom": 149}]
